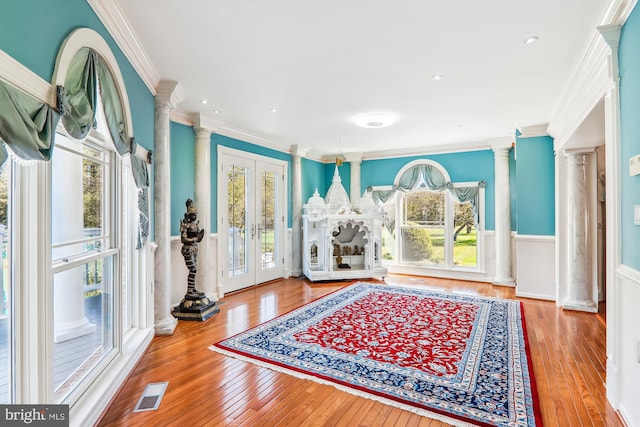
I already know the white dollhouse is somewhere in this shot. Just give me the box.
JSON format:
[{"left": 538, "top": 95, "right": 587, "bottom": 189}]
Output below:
[{"left": 302, "top": 166, "right": 388, "bottom": 281}]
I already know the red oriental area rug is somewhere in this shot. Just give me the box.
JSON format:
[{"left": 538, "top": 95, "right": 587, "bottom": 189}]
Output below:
[{"left": 210, "top": 283, "right": 542, "bottom": 427}]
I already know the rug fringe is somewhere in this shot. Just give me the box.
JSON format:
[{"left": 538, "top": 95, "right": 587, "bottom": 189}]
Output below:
[{"left": 209, "top": 345, "right": 478, "bottom": 427}]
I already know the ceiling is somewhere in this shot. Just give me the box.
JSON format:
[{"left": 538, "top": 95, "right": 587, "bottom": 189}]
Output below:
[{"left": 102, "top": 0, "right": 611, "bottom": 159}]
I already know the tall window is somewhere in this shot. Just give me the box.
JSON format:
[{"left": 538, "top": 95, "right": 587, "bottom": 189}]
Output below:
[
  {"left": 51, "top": 130, "right": 116, "bottom": 403},
  {"left": 378, "top": 161, "right": 483, "bottom": 271}
]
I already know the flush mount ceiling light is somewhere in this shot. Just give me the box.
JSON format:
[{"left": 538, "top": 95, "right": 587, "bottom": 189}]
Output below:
[
  {"left": 523, "top": 35, "right": 539, "bottom": 45},
  {"left": 354, "top": 112, "right": 396, "bottom": 128}
]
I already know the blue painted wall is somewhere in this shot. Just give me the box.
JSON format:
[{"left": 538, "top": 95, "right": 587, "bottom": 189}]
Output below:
[
  {"left": 170, "top": 122, "right": 196, "bottom": 235},
  {"left": 619, "top": 5, "right": 640, "bottom": 270},
  {"left": 514, "top": 135, "right": 555, "bottom": 235},
  {"left": 360, "top": 150, "right": 497, "bottom": 230},
  {"left": 302, "top": 158, "right": 326, "bottom": 201}
]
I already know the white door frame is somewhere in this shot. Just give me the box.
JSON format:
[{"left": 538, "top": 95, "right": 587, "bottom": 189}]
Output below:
[{"left": 217, "top": 146, "right": 288, "bottom": 296}]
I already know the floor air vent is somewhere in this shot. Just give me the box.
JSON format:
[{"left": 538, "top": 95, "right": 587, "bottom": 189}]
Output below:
[{"left": 133, "top": 382, "right": 168, "bottom": 412}]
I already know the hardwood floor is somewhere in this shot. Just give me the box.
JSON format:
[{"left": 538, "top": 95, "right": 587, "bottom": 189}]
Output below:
[{"left": 97, "top": 275, "right": 623, "bottom": 427}]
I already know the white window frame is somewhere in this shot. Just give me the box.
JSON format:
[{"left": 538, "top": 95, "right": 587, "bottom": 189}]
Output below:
[
  {"left": 379, "top": 160, "right": 486, "bottom": 279},
  {"left": 0, "top": 27, "right": 154, "bottom": 426}
]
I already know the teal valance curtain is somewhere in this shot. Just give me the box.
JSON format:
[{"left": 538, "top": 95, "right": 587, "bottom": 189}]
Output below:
[
  {"left": 449, "top": 181, "right": 486, "bottom": 223},
  {"left": 58, "top": 47, "right": 150, "bottom": 248},
  {"left": 58, "top": 47, "right": 132, "bottom": 155},
  {"left": 0, "top": 80, "right": 61, "bottom": 167},
  {"left": 397, "top": 163, "right": 448, "bottom": 192}
]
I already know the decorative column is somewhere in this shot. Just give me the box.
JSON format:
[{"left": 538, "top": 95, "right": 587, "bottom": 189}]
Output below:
[
  {"left": 194, "top": 114, "right": 217, "bottom": 301},
  {"left": 344, "top": 152, "right": 363, "bottom": 209},
  {"left": 154, "top": 81, "right": 183, "bottom": 335},
  {"left": 291, "top": 145, "right": 309, "bottom": 277},
  {"left": 563, "top": 150, "right": 597, "bottom": 312},
  {"left": 491, "top": 141, "right": 515, "bottom": 286}
]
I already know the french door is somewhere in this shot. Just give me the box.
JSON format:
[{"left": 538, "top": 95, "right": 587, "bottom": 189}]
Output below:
[{"left": 218, "top": 147, "right": 287, "bottom": 294}]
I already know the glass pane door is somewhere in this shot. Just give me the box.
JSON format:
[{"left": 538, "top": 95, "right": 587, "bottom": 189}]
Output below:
[
  {"left": 228, "top": 164, "right": 251, "bottom": 278},
  {"left": 256, "top": 164, "right": 281, "bottom": 284},
  {"left": 219, "top": 150, "right": 285, "bottom": 294}
]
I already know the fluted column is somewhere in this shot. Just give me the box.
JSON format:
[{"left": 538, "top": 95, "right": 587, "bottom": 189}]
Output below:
[
  {"left": 563, "top": 150, "right": 597, "bottom": 312},
  {"left": 344, "top": 152, "right": 363, "bottom": 209},
  {"left": 194, "top": 116, "right": 216, "bottom": 300},
  {"left": 154, "top": 81, "right": 183, "bottom": 335},
  {"left": 291, "top": 145, "right": 309, "bottom": 277},
  {"left": 492, "top": 143, "right": 515, "bottom": 286}
]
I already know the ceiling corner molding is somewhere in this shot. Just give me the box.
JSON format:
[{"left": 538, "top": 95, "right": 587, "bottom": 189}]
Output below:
[
  {"left": 193, "top": 113, "right": 221, "bottom": 134},
  {"left": 487, "top": 135, "right": 515, "bottom": 151},
  {"left": 360, "top": 140, "right": 491, "bottom": 161},
  {"left": 517, "top": 124, "right": 549, "bottom": 138},
  {"left": 170, "top": 109, "right": 193, "bottom": 126},
  {"left": 0, "top": 50, "right": 54, "bottom": 105},
  {"left": 601, "top": 0, "right": 638, "bottom": 26},
  {"left": 87, "top": 0, "right": 161, "bottom": 94},
  {"left": 547, "top": 33, "right": 611, "bottom": 149},
  {"left": 214, "top": 124, "right": 291, "bottom": 155}
]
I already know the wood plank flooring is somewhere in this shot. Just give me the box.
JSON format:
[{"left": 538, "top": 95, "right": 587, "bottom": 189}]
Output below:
[{"left": 97, "top": 275, "right": 623, "bottom": 427}]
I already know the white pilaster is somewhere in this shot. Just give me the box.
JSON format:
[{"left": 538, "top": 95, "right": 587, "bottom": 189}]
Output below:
[
  {"left": 563, "top": 150, "right": 597, "bottom": 312},
  {"left": 344, "top": 152, "right": 363, "bottom": 209},
  {"left": 491, "top": 141, "right": 515, "bottom": 286},
  {"left": 291, "top": 145, "right": 309, "bottom": 277},
  {"left": 193, "top": 114, "right": 217, "bottom": 301},
  {"left": 154, "top": 81, "right": 183, "bottom": 335}
]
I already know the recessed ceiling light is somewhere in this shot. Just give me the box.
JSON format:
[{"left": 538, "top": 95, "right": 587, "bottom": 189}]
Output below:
[
  {"left": 432, "top": 74, "right": 445, "bottom": 81},
  {"left": 523, "top": 36, "right": 539, "bottom": 45},
  {"left": 271, "top": 107, "right": 277, "bottom": 113},
  {"left": 200, "top": 99, "right": 208, "bottom": 105},
  {"left": 354, "top": 113, "right": 396, "bottom": 129},
  {"left": 213, "top": 109, "right": 221, "bottom": 114}
]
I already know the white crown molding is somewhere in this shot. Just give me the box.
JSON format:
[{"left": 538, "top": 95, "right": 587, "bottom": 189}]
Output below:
[
  {"left": 0, "top": 50, "right": 55, "bottom": 105},
  {"left": 156, "top": 80, "right": 184, "bottom": 109},
  {"left": 169, "top": 111, "right": 293, "bottom": 156},
  {"left": 547, "top": 0, "right": 635, "bottom": 151},
  {"left": 87, "top": 0, "right": 160, "bottom": 94},
  {"left": 170, "top": 109, "right": 192, "bottom": 126},
  {"left": 517, "top": 124, "right": 549, "bottom": 138},
  {"left": 291, "top": 144, "right": 310, "bottom": 158},
  {"left": 601, "top": 0, "right": 638, "bottom": 26},
  {"left": 193, "top": 113, "right": 221, "bottom": 134},
  {"left": 488, "top": 135, "right": 515, "bottom": 151},
  {"left": 343, "top": 152, "right": 363, "bottom": 163},
  {"left": 333, "top": 139, "right": 493, "bottom": 162}
]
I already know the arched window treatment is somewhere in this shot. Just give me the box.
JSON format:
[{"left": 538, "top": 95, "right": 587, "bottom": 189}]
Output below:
[
  {"left": 57, "top": 47, "right": 133, "bottom": 156},
  {"left": 367, "top": 162, "right": 486, "bottom": 223},
  {"left": 397, "top": 163, "right": 448, "bottom": 192}
]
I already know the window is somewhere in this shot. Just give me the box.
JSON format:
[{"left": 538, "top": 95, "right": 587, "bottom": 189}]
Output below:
[
  {"left": 51, "top": 129, "right": 117, "bottom": 403},
  {"left": 0, "top": 160, "right": 12, "bottom": 403},
  {"left": 378, "top": 160, "right": 483, "bottom": 272}
]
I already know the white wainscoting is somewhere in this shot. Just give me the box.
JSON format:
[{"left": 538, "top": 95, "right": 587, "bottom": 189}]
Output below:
[
  {"left": 515, "top": 235, "right": 556, "bottom": 301},
  {"left": 612, "top": 265, "right": 640, "bottom": 427}
]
